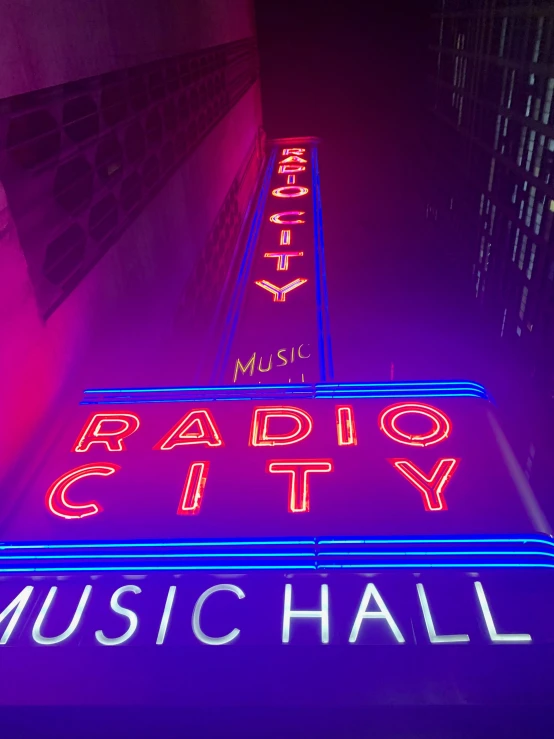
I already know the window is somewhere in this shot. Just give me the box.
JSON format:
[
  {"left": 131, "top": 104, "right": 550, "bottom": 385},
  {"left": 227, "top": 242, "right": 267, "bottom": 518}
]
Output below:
[
  {"left": 488, "top": 158, "right": 496, "bottom": 190},
  {"left": 519, "top": 285, "right": 529, "bottom": 320},
  {"left": 527, "top": 242, "right": 537, "bottom": 280},
  {"left": 525, "top": 130, "right": 536, "bottom": 171},
  {"left": 518, "top": 235, "right": 528, "bottom": 270},
  {"left": 525, "top": 186, "right": 536, "bottom": 226},
  {"left": 512, "top": 227, "right": 520, "bottom": 261},
  {"left": 544, "top": 80, "right": 554, "bottom": 125},
  {"left": 532, "top": 17, "right": 545, "bottom": 63},
  {"left": 499, "top": 17, "right": 508, "bottom": 57}
]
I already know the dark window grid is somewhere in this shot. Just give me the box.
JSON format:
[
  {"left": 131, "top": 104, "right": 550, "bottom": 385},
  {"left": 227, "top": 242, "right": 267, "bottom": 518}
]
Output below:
[
  {"left": 432, "top": 74, "right": 554, "bottom": 174},
  {"left": 0, "top": 52, "right": 254, "bottom": 199},
  {"left": 177, "top": 136, "right": 261, "bottom": 323},
  {"left": 0, "top": 38, "right": 259, "bottom": 319},
  {"left": 431, "top": 41, "right": 554, "bottom": 78}
]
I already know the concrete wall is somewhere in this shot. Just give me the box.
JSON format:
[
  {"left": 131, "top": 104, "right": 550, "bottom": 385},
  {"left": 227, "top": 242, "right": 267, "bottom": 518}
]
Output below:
[
  {"left": 0, "top": 0, "right": 262, "bottom": 481},
  {"left": 0, "top": 0, "right": 255, "bottom": 98}
]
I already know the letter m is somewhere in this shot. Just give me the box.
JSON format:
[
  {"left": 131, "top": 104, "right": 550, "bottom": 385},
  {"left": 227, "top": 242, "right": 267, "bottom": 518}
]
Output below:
[{"left": 234, "top": 353, "right": 256, "bottom": 383}]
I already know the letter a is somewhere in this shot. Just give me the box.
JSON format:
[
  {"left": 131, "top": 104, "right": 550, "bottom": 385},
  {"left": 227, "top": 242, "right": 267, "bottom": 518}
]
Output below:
[
  {"left": 349, "top": 584, "right": 405, "bottom": 644},
  {"left": 154, "top": 410, "right": 223, "bottom": 450}
]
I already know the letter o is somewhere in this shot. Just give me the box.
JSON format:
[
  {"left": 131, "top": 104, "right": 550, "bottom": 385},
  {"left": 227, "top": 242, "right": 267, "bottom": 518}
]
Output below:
[
  {"left": 378, "top": 402, "right": 451, "bottom": 447},
  {"left": 272, "top": 186, "right": 309, "bottom": 198}
]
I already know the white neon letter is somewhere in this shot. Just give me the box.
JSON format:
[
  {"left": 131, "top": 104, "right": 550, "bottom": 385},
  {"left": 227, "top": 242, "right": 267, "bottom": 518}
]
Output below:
[
  {"left": 156, "top": 585, "right": 177, "bottom": 645},
  {"left": 0, "top": 586, "right": 34, "bottom": 644},
  {"left": 282, "top": 583, "right": 329, "bottom": 644},
  {"left": 474, "top": 581, "right": 531, "bottom": 643},
  {"left": 32, "top": 585, "right": 92, "bottom": 645},
  {"left": 95, "top": 585, "right": 141, "bottom": 646},
  {"left": 416, "top": 584, "right": 469, "bottom": 644},
  {"left": 191, "top": 584, "right": 245, "bottom": 645},
  {"left": 349, "top": 584, "right": 405, "bottom": 644}
]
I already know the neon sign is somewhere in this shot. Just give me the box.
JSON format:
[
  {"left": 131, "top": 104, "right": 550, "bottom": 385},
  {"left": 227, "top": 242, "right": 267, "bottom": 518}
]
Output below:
[
  {"left": 2, "top": 380, "right": 549, "bottom": 567},
  {"left": 0, "top": 573, "right": 540, "bottom": 647},
  {"left": 216, "top": 139, "right": 331, "bottom": 385},
  {"left": 0, "top": 136, "right": 551, "bottom": 681}
]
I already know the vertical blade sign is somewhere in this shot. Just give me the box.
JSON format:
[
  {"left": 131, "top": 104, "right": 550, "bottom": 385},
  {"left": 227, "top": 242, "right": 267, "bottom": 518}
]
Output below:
[{"left": 223, "top": 140, "right": 332, "bottom": 385}]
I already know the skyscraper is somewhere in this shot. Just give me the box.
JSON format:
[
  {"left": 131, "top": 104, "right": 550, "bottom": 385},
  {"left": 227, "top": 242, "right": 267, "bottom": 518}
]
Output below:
[{"left": 429, "top": 0, "right": 554, "bottom": 502}]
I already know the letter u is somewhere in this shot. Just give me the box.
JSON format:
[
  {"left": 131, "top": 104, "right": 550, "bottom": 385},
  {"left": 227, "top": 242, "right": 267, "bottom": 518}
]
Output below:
[
  {"left": 32, "top": 585, "right": 93, "bottom": 645},
  {"left": 258, "top": 354, "right": 273, "bottom": 373}
]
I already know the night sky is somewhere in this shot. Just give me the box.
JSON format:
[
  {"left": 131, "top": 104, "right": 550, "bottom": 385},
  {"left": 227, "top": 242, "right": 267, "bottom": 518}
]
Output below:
[{"left": 254, "top": 1, "right": 496, "bottom": 387}]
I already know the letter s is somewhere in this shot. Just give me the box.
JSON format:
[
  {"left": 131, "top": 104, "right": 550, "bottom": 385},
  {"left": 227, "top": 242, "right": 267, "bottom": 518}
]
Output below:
[{"left": 277, "top": 349, "right": 288, "bottom": 367}]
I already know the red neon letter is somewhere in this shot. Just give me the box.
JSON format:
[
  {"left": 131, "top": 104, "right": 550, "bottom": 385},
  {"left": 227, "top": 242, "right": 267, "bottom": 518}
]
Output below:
[
  {"left": 272, "top": 186, "right": 309, "bottom": 198},
  {"left": 154, "top": 409, "right": 223, "bottom": 450},
  {"left": 280, "top": 229, "right": 291, "bottom": 246},
  {"left": 278, "top": 164, "right": 306, "bottom": 174},
  {"left": 269, "top": 212, "right": 305, "bottom": 225},
  {"left": 255, "top": 278, "right": 307, "bottom": 302},
  {"left": 378, "top": 403, "right": 451, "bottom": 447},
  {"left": 73, "top": 413, "right": 140, "bottom": 453},
  {"left": 336, "top": 406, "right": 357, "bottom": 446},
  {"left": 264, "top": 252, "right": 304, "bottom": 271},
  {"left": 177, "top": 461, "right": 209, "bottom": 515},
  {"left": 282, "top": 148, "right": 306, "bottom": 155},
  {"left": 46, "top": 463, "right": 120, "bottom": 519},
  {"left": 250, "top": 407, "right": 313, "bottom": 446},
  {"left": 390, "top": 458, "right": 460, "bottom": 512},
  {"left": 279, "top": 156, "right": 308, "bottom": 164},
  {"left": 267, "top": 460, "right": 333, "bottom": 512}
]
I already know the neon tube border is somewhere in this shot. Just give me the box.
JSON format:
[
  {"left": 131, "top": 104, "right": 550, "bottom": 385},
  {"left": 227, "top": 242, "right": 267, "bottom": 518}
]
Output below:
[
  {"left": 81, "top": 380, "right": 489, "bottom": 405},
  {"left": 0, "top": 535, "right": 553, "bottom": 572}
]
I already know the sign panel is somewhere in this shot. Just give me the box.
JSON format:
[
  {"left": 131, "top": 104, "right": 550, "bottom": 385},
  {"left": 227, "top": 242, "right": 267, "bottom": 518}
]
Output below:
[
  {"left": 0, "top": 382, "right": 550, "bottom": 573},
  {"left": 0, "top": 570, "right": 551, "bottom": 648},
  {"left": 215, "top": 139, "right": 332, "bottom": 385},
  {"left": 1, "top": 134, "right": 552, "bottom": 694}
]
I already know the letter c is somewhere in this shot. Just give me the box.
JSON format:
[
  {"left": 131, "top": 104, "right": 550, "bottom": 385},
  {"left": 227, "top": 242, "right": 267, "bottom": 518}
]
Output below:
[
  {"left": 269, "top": 211, "right": 306, "bottom": 225},
  {"left": 192, "top": 584, "right": 245, "bottom": 645},
  {"left": 46, "top": 463, "right": 120, "bottom": 519}
]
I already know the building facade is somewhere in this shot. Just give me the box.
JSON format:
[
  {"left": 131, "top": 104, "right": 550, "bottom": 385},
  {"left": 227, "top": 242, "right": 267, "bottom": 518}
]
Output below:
[
  {"left": 429, "top": 0, "right": 554, "bottom": 506},
  {"left": 1, "top": 1, "right": 554, "bottom": 723},
  {"left": 0, "top": 0, "right": 264, "bottom": 482}
]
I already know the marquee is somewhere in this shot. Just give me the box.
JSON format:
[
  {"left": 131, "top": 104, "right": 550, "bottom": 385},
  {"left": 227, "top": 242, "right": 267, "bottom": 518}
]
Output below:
[{"left": 0, "top": 138, "right": 551, "bottom": 651}]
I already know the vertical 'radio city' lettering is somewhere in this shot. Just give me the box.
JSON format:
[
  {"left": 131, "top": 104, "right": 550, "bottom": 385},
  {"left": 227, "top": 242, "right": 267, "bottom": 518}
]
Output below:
[
  {"left": 269, "top": 211, "right": 305, "bottom": 225},
  {"left": 279, "top": 155, "right": 308, "bottom": 164},
  {"left": 264, "top": 251, "right": 304, "bottom": 270},
  {"left": 278, "top": 164, "right": 306, "bottom": 173},
  {"left": 255, "top": 278, "right": 308, "bottom": 302},
  {"left": 272, "top": 186, "right": 309, "bottom": 198}
]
